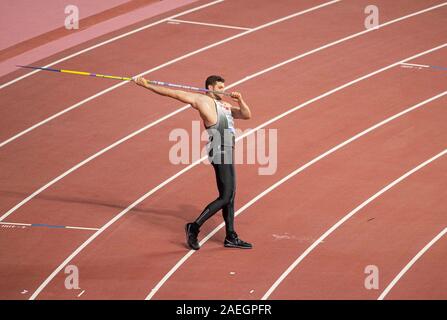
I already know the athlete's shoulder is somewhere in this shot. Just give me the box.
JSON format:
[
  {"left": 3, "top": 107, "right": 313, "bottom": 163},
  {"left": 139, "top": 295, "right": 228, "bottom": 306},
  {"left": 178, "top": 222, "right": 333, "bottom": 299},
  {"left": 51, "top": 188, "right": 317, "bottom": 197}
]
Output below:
[
  {"left": 195, "top": 94, "right": 215, "bottom": 108},
  {"left": 189, "top": 94, "right": 212, "bottom": 112}
]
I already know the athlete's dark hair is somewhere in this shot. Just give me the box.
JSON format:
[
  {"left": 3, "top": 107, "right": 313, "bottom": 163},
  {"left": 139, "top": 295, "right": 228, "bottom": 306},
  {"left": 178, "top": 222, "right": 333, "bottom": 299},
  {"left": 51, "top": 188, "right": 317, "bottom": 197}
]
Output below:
[{"left": 205, "top": 75, "right": 225, "bottom": 90}]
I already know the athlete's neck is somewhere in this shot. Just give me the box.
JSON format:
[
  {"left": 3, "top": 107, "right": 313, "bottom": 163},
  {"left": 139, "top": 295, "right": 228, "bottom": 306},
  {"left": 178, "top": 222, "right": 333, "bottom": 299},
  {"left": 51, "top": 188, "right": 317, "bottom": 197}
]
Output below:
[{"left": 206, "top": 93, "right": 222, "bottom": 101}]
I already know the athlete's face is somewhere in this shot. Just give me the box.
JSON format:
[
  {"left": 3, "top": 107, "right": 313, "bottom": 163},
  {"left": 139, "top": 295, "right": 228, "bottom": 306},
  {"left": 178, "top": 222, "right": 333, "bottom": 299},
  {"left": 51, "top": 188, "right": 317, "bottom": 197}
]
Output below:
[{"left": 210, "top": 81, "right": 225, "bottom": 100}]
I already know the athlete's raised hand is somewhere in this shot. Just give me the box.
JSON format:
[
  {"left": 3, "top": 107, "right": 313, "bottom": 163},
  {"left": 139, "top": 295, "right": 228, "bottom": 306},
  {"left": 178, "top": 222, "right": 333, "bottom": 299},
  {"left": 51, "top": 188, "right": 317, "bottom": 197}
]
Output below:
[
  {"left": 133, "top": 76, "right": 149, "bottom": 87},
  {"left": 230, "top": 91, "right": 243, "bottom": 102}
]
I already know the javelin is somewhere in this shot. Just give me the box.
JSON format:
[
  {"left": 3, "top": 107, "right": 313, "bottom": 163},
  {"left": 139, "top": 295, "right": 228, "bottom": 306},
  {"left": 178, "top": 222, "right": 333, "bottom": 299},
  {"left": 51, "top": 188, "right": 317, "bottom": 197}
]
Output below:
[{"left": 16, "top": 65, "right": 232, "bottom": 96}]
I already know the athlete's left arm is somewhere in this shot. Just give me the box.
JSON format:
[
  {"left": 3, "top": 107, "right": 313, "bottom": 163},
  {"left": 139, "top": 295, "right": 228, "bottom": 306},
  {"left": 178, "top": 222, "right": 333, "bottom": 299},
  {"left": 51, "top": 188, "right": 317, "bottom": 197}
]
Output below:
[{"left": 228, "top": 92, "right": 252, "bottom": 120}]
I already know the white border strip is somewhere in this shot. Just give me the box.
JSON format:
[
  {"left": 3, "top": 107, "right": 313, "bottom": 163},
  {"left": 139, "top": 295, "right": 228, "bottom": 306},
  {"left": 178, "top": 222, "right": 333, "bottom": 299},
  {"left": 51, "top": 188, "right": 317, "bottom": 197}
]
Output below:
[
  {"left": 0, "top": 0, "right": 342, "bottom": 148},
  {"left": 378, "top": 227, "right": 447, "bottom": 300},
  {"left": 262, "top": 150, "right": 447, "bottom": 300},
  {"left": 168, "top": 19, "right": 252, "bottom": 30},
  {"left": 0, "top": 0, "right": 225, "bottom": 90},
  {"left": 146, "top": 92, "right": 447, "bottom": 300}
]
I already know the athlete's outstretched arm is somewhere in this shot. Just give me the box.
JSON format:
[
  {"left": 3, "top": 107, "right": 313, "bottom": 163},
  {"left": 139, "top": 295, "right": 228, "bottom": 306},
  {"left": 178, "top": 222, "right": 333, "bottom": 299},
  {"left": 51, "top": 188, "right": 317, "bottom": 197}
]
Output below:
[{"left": 133, "top": 76, "right": 199, "bottom": 105}]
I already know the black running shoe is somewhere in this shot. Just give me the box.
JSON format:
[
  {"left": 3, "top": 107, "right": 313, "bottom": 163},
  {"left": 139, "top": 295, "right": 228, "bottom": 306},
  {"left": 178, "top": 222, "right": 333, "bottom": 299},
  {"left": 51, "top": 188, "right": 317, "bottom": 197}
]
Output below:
[
  {"left": 224, "top": 232, "right": 252, "bottom": 249},
  {"left": 185, "top": 223, "right": 200, "bottom": 250}
]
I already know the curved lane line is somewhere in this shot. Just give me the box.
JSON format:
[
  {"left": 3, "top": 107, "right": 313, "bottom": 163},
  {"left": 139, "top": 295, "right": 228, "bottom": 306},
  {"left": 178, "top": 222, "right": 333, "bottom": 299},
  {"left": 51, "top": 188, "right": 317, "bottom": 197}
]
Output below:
[
  {"left": 147, "top": 92, "right": 447, "bottom": 299},
  {"left": 28, "top": 51, "right": 447, "bottom": 299},
  {"left": 378, "top": 227, "right": 447, "bottom": 300},
  {"left": 0, "top": 0, "right": 342, "bottom": 147},
  {"left": 262, "top": 150, "right": 447, "bottom": 300}
]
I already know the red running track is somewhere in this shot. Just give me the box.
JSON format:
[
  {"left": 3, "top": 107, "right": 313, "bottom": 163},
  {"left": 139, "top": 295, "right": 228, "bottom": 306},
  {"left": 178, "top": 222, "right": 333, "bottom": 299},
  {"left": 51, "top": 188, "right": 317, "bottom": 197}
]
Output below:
[{"left": 0, "top": 0, "right": 445, "bottom": 300}]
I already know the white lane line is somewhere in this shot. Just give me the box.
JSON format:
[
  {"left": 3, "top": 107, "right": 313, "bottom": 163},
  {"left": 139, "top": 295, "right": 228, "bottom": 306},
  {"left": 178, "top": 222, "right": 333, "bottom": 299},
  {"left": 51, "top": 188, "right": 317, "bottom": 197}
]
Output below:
[
  {"left": 0, "top": 222, "right": 31, "bottom": 227},
  {"left": 378, "top": 227, "right": 447, "bottom": 300},
  {"left": 77, "top": 290, "right": 86, "bottom": 297},
  {"left": 65, "top": 226, "right": 100, "bottom": 231},
  {"left": 28, "top": 43, "right": 446, "bottom": 300},
  {"left": 0, "top": 0, "right": 341, "bottom": 148},
  {"left": 400, "top": 62, "right": 430, "bottom": 68},
  {"left": 168, "top": 19, "right": 252, "bottom": 30},
  {"left": 0, "top": 0, "right": 225, "bottom": 90},
  {"left": 262, "top": 150, "right": 447, "bottom": 300},
  {"left": 1, "top": 6, "right": 444, "bottom": 224},
  {"left": 145, "top": 91, "right": 447, "bottom": 300}
]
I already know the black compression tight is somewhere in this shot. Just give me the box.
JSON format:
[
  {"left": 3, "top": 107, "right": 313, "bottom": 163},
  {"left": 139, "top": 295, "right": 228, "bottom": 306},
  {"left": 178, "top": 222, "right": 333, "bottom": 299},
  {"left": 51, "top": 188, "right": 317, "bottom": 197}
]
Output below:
[{"left": 194, "top": 160, "right": 236, "bottom": 236}]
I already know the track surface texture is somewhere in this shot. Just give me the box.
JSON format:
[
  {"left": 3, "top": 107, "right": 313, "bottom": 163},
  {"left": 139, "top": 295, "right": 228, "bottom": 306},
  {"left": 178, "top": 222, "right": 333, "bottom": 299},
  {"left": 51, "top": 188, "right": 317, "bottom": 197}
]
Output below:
[{"left": 0, "top": 0, "right": 445, "bottom": 300}]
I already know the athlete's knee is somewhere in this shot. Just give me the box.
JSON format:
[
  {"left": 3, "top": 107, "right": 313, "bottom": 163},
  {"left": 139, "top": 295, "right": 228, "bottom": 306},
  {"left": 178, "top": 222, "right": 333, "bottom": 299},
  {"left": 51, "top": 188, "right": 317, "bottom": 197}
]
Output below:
[{"left": 219, "top": 190, "right": 235, "bottom": 206}]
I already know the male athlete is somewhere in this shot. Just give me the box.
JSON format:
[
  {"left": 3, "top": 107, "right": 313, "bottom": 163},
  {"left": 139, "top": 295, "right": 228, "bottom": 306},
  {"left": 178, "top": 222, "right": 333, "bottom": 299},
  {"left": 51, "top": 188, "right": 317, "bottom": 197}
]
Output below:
[{"left": 133, "top": 75, "right": 252, "bottom": 250}]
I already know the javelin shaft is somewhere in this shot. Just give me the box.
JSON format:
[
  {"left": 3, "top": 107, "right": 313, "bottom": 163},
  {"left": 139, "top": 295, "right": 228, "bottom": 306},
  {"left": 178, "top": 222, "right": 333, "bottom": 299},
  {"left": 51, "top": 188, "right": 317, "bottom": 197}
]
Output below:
[
  {"left": 148, "top": 80, "right": 231, "bottom": 96},
  {"left": 16, "top": 65, "right": 231, "bottom": 96},
  {"left": 16, "top": 65, "right": 132, "bottom": 81}
]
